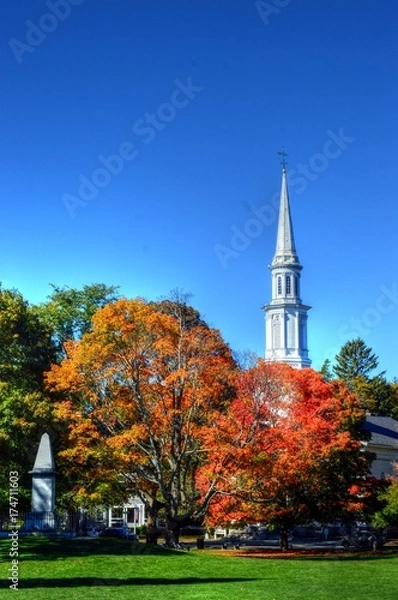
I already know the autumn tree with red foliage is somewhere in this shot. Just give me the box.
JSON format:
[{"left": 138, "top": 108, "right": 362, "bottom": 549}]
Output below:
[
  {"left": 204, "top": 362, "right": 377, "bottom": 550},
  {"left": 46, "top": 297, "right": 237, "bottom": 543}
]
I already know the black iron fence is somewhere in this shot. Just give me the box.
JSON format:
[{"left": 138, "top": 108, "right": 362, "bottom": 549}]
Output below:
[{"left": 0, "top": 511, "right": 105, "bottom": 535}]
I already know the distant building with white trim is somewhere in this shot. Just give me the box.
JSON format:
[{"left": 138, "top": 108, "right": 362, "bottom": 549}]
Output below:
[{"left": 364, "top": 416, "right": 398, "bottom": 478}]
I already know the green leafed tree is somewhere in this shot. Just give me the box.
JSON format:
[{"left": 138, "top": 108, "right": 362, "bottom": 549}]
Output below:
[
  {"left": 0, "top": 286, "right": 58, "bottom": 509},
  {"left": 34, "top": 283, "right": 119, "bottom": 358},
  {"left": 372, "top": 475, "right": 398, "bottom": 529}
]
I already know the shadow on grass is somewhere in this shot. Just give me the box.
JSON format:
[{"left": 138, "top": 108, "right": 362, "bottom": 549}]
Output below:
[
  {"left": 1, "top": 537, "right": 192, "bottom": 561},
  {"left": 1, "top": 576, "right": 263, "bottom": 589}
]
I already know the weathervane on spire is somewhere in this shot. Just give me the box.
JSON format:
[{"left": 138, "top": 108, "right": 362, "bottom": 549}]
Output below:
[{"left": 278, "top": 148, "right": 288, "bottom": 169}]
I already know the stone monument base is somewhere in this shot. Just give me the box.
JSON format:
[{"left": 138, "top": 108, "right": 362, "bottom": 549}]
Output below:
[{"left": 25, "top": 512, "right": 58, "bottom": 532}]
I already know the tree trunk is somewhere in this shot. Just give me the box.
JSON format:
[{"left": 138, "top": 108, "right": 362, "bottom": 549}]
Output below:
[
  {"left": 144, "top": 498, "right": 165, "bottom": 544},
  {"left": 280, "top": 528, "right": 289, "bottom": 551},
  {"left": 165, "top": 517, "right": 180, "bottom": 545},
  {"left": 145, "top": 510, "right": 160, "bottom": 545}
]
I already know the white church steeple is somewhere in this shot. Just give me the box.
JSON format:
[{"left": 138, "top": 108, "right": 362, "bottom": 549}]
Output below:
[
  {"left": 273, "top": 167, "right": 299, "bottom": 266},
  {"left": 263, "top": 154, "right": 311, "bottom": 368}
]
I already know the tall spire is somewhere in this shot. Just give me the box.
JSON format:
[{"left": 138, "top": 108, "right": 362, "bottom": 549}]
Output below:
[
  {"left": 272, "top": 167, "right": 300, "bottom": 267},
  {"left": 262, "top": 154, "right": 311, "bottom": 368}
]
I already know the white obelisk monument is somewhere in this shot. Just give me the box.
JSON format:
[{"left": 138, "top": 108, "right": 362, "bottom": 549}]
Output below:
[{"left": 28, "top": 433, "right": 57, "bottom": 529}]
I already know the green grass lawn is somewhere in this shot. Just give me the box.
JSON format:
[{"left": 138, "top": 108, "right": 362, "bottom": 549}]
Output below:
[{"left": 1, "top": 537, "right": 398, "bottom": 600}]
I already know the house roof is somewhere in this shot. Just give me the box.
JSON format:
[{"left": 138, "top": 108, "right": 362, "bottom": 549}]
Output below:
[{"left": 363, "top": 416, "right": 398, "bottom": 449}]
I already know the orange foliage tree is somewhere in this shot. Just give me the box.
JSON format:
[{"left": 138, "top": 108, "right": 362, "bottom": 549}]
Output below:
[
  {"left": 204, "top": 361, "right": 377, "bottom": 549},
  {"left": 46, "top": 297, "right": 237, "bottom": 542}
]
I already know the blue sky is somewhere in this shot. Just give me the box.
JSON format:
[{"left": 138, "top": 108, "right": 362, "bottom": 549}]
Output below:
[{"left": 1, "top": 0, "right": 397, "bottom": 378}]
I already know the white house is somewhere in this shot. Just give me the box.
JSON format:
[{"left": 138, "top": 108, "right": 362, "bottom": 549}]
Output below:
[{"left": 363, "top": 415, "right": 398, "bottom": 479}]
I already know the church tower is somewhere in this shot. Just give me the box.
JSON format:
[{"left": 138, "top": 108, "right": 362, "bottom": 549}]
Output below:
[{"left": 263, "top": 157, "right": 311, "bottom": 368}]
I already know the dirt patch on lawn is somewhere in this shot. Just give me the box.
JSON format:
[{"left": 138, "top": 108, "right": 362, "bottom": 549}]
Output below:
[{"left": 215, "top": 547, "right": 398, "bottom": 559}]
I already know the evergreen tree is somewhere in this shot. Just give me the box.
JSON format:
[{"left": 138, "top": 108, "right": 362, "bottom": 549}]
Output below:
[
  {"left": 333, "top": 338, "right": 379, "bottom": 383},
  {"left": 319, "top": 358, "right": 333, "bottom": 381},
  {"left": 333, "top": 339, "right": 398, "bottom": 417}
]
